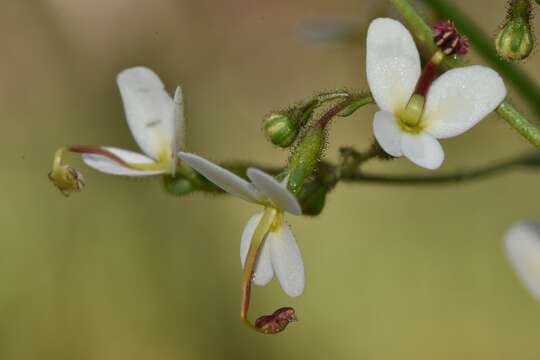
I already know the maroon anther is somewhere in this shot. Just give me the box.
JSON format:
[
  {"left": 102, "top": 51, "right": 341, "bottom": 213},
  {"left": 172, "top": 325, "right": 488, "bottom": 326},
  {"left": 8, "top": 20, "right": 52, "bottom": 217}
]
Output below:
[
  {"left": 432, "top": 20, "right": 469, "bottom": 56},
  {"left": 255, "top": 307, "right": 297, "bottom": 334}
]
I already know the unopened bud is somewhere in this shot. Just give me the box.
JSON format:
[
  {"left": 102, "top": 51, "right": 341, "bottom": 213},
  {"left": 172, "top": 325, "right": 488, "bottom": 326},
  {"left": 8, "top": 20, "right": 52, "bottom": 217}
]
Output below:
[
  {"left": 297, "top": 179, "right": 328, "bottom": 216},
  {"left": 496, "top": 15, "right": 534, "bottom": 61},
  {"left": 287, "top": 127, "right": 325, "bottom": 195},
  {"left": 48, "top": 165, "right": 85, "bottom": 196},
  {"left": 263, "top": 113, "right": 299, "bottom": 148},
  {"left": 433, "top": 20, "right": 469, "bottom": 56},
  {"left": 255, "top": 307, "right": 297, "bottom": 334},
  {"left": 163, "top": 174, "right": 196, "bottom": 196}
]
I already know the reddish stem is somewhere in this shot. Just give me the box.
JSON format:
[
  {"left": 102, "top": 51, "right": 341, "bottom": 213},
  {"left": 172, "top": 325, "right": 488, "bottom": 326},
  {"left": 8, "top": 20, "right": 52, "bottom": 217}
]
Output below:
[
  {"left": 414, "top": 60, "right": 438, "bottom": 98},
  {"left": 68, "top": 145, "right": 130, "bottom": 167}
]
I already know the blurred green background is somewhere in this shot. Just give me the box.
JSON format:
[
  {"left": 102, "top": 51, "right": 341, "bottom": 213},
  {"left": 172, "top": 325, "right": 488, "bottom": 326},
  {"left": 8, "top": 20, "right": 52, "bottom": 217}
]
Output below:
[{"left": 1, "top": 0, "right": 540, "bottom": 359}]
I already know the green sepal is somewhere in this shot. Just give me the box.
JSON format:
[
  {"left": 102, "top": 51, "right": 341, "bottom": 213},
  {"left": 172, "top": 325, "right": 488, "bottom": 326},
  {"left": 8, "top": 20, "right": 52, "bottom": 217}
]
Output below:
[
  {"left": 163, "top": 172, "right": 222, "bottom": 196},
  {"left": 163, "top": 175, "right": 197, "bottom": 196},
  {"left": 338, "top": 95, "right": 374, "bottom": 117},
  {"left": 287, "top": 128, "right": 325, "bottom": 195},
  {"left": 297, "top": 179, "right": 329, "bottom": 216}
]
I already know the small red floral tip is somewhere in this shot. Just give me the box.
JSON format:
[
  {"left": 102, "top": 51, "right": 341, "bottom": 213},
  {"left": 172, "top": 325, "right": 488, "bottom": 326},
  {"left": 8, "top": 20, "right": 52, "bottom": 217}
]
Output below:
[
  {"left": 254, "top": 307, "right": 297, "bottom": 334},
  {"left": 432, "top": 20, "right": 469, "bottom": 56}
]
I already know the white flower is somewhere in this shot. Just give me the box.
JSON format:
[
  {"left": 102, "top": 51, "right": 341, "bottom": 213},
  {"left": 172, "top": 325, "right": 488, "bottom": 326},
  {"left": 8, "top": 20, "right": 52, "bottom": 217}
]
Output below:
[
  {"left": 81, "top": 67, "right": 185, "bottom": 176},
  {"left": 367, "top": 18, "right": 506, "bottom": 169},
  {"left": 178, "top": 152, "right": 305, "bottom": 297},
  {"left": 505, "top": 220, "right": 540, "bottom": 301}
]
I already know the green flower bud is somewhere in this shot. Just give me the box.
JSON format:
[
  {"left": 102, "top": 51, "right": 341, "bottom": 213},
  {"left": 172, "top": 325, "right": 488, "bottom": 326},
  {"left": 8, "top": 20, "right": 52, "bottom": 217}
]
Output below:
[
  {"left": 163, "top": 175, "right": 196, "bottom": 196},
  {"left": 496, "top": 0, "right": 534, "bottom": 61},
  {"left": 263, "top": 113, "right": 299, "bottom": 148},
  {"left": 496, "top": 18, "right": 534, "bottom": 61},
  {"left": 297, "top": 179, "right": 329, "bottom": 216},
  {"left": 287, "top": 127, "right": 325, "bottom": 195}
]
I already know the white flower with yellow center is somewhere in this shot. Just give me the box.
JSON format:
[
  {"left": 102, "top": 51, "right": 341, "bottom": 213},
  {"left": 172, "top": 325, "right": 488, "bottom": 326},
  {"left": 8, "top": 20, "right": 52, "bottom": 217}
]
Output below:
[
  {"left": 178, "top": 152, "right": 305, "bottom": 297},
  {"left": 367, "top": 18, "right": 507, "bottom": 169},
  {"left": 49, "top": 67, "right": 184, "bottom": 195},
  {"left": 80, "top": 66, "right": 184, "bottom": 176},
  {"left": 505, "top": 220, "right": 540, "bottom": 301}
]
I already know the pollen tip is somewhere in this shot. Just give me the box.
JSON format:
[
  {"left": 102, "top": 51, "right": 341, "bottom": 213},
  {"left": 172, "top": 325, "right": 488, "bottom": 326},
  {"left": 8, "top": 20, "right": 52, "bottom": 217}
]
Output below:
[
  {"left": 432, "top": 20, "right": 469, "bottom": 57},
  {"left": 48, "top": 165, "right": 85, "bottom": 196},
  {"left": 254, "top": 307, "right": 297, "bottom": 334}
]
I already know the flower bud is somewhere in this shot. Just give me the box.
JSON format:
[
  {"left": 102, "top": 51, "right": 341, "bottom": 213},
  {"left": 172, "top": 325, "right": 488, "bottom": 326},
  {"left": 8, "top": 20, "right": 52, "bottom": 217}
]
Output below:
[
  {"left": 263, "top": 113, "right": 299, "bottom": 148},
  {"left": 496, "top": 16, "right": 534, "bottom": 61},
  {"left": 255, "top": 307, "right": 297, "bottom": 334},
  {"left": 163, "top": 175, "right": 196, "bottom": 196},
  {"left": 287, "top": 127, "right": 325, "bottom": 195},
  {"left": 297, "top": 180, "right": 328, "bottom": 216},
  {"left": 48, "top": 165, "right": 85, "bottom": 196}
]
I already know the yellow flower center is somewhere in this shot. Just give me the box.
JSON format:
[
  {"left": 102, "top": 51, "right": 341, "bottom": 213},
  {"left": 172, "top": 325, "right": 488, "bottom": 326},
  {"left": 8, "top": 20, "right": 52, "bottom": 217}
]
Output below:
[{"left": 397, "top": 94, "right": 426, "bottom": 134}]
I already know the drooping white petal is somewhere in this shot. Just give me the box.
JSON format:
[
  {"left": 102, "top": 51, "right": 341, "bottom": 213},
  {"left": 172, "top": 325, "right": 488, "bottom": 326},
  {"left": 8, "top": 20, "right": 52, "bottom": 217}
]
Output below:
[
  {"left": 240, "top": 212, "right": 274, "bottom": 286},
  {"left": 423, "top": 65, "right": 506, "bottom": 139},
  {"left": 505, "top": 221, "right": 540, "bottom": 301},
  {"left": 270, "top": 221, "right": 305, "bottom": 298},
  {"left": 401, "top": 132, "right": 444, "bottom": 170},
  {"left": 117, "top": 67, "right": 175, "bottom": 160},
  {"left": 246, "top": 168, "right": 302, "bottom": 216},
  {"left": 366, "top": 18, "right": 421, "bottom": 113},
  {"left": 177, "top": 152, "right": 263, "bottom": 203},
  {"left": 373, "top": 110, "right": 403, "bottom": 157},
  {"left": 81, "top": 147, "right": 166, "bottom": 176}
]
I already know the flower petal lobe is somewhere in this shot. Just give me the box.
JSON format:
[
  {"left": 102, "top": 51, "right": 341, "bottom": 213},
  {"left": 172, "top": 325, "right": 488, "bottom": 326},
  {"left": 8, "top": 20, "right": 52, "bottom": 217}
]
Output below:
[
  {"left": 270, "top": 222, "right": 305, "bottom": 297},
  {"left": 240, "top": 212, "right": 274, "bottom": 286},
  {"left": 367, "top": 18, "right": 421, "bottom": 113},
  {"left": 178, "top": 152, "right": 262, "bottom": 203},
  {"left": 82, "top": 147, "right": 165, "bottom": 176},
  {"left": 424, "top": 66, "right": 506, "bottom": 139},
  {"left": 401, "top": 132, "right": 444, "bottom": 169},
  {"left": 373, "top": 110, "right": 403, "bottom": 157},
  {"left": 505, "top": 221, "right": 540, "bottom": 301},
  {"left": 246, "top": 168, "right": 302, "bottom": 215},
  {"left": 117, "top": 67, "right": 174, "bottom": 160}
]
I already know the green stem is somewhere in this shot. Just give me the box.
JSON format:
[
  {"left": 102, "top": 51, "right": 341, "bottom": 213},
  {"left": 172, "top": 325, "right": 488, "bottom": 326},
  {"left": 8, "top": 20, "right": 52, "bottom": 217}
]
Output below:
[
  {"left": 342, "top": 152, "right": 538, "bottom": 185},
  {"left": 389, "top": 0, "right": 540, "bottom": 149},
  {"left": 497, "top": 102, "right": 540, "bottom": 147}
]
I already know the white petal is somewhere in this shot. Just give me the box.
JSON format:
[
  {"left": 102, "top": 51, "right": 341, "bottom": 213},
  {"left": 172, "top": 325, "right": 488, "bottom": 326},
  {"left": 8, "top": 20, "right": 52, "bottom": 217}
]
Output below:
[
  {"left": 117, "top": 67, "right": 175, "bottom": 160},
  {"left": 270, "top": 222, "right": 305, "bottom": 297},
  {"left": 505, "top": 221, "right": 540, "bottom": 301},
  {"left": 401, "top": 132, "right": 444, "bottom": 170},
  {"left": 177, "top": 152, "right": 263, "bottom": 203},
  {"left": 246, "top": 168, "right": 302, "bottom": 215},
  {"left": 424, "top": 66, "right": 506, "bottom": 139},
  {"left": 240, "top": 212, "right": 274, "bottom": 286},
  {"left": 373, "top": 110, "right": 403, "bottom": 157},
  {"left": 170, "top": 86, "right": 185, "bottom": 176},
  {"left": 366, "top": 18, "right": 421, "bottom": 113},
  {"left": 81, "top": 147, "right": 166, "bottom": 176}
]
